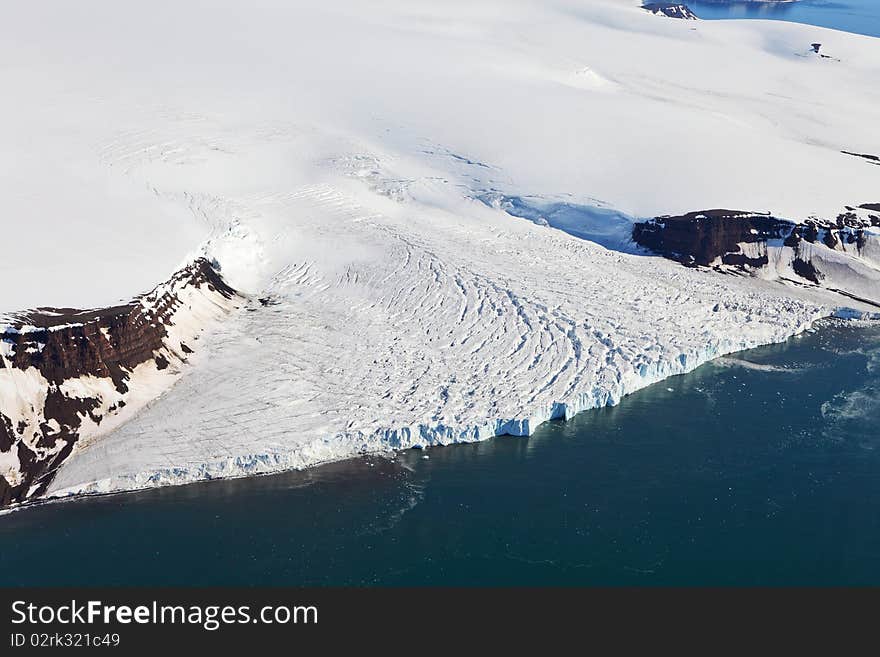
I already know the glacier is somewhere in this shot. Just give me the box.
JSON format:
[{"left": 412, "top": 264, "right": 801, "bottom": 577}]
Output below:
[{"left": 0, "top": 0, "right": 878, "bottom": 503}]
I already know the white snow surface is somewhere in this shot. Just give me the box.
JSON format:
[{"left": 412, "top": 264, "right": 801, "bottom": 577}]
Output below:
[{"left": 0, "top": 0, "right": 878, "bottom": 497}]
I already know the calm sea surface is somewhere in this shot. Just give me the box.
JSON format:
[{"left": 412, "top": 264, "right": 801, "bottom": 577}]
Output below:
[
  {"left": 687, "top": 0, "right": 880, "bottom": 38},
  {"left": 2, "top": 321, "right": 879, "bottom": 585}
]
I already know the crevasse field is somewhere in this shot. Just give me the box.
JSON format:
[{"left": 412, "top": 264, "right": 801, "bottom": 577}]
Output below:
[{"left": 2, "top": 0, "right": 879, "bottom": 498}]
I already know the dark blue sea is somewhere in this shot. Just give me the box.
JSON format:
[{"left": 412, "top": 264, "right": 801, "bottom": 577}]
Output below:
[
  {"left": 2, "top": 321, "right": 880, "bottom": 585},
  {"left": 687, "top": 0, "right": 880, "bottom": 38}
]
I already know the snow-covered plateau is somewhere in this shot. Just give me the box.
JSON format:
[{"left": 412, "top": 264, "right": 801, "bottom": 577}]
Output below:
[{"left": 2, "top": 0, "right": 879, "bottom": 506}]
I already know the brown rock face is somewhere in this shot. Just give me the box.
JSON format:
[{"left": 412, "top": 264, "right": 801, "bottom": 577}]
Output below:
[
  {"left": 0, "top": 258, "right": 238, "bottom": 507},
  {"left": 632, "top": 206, "right": 880, "bottom": 279},
  {"left": 631, "top": 210, "right": 791, "bottom": 268}
]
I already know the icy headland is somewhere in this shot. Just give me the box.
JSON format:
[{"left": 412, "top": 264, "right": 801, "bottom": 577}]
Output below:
[{"left": 1, "top": 0, "right": 879, "bottom": 503}]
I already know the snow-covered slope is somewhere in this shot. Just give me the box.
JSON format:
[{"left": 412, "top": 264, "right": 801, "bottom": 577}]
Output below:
[
  {"left": 0, "top": 261, "right": 240, "bottom": 504},
  {"left": 1, "top": 0, "right": 878, "bottom": 502}
]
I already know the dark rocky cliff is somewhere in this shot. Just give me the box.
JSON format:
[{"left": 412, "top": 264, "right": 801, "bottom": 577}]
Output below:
[
  {"left": 631, "top": 204, "right": 880, "bottom": 306},
  {"left": 642, "top": 3, "right": 698, "bottom": 20},
  {"left": 0, "top": 258, "right": 238, "bottom": 507},
  {"left": 633, "top": 205, "right": 879, "bottom": 263},
  {"left": 632, "top": 210, "right": 791, "bottom": 268}
]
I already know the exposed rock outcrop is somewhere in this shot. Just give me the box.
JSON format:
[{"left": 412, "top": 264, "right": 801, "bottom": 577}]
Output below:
[
  {"left": 0, "top": 258, "right": 240, "bottom": 507},
  {"left": 632, "top": 205, "right": 880, "bottom": 307},
  {"left": 642, "top": 3, "right": 698, "bottom": 20},
  {"left": 632, "top": 210, "right": 790, "bottom": 268},
  {"left": 842, "top": 151, "right": 880, "bottom": 166}
]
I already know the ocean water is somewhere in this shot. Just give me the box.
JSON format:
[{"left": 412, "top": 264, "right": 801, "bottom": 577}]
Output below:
[
  {"left": 687, "top": 0, "right": 880, "bottom": 38},
  {"left": 2, "top": 321, "right": 880, "bottom": 586}
]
